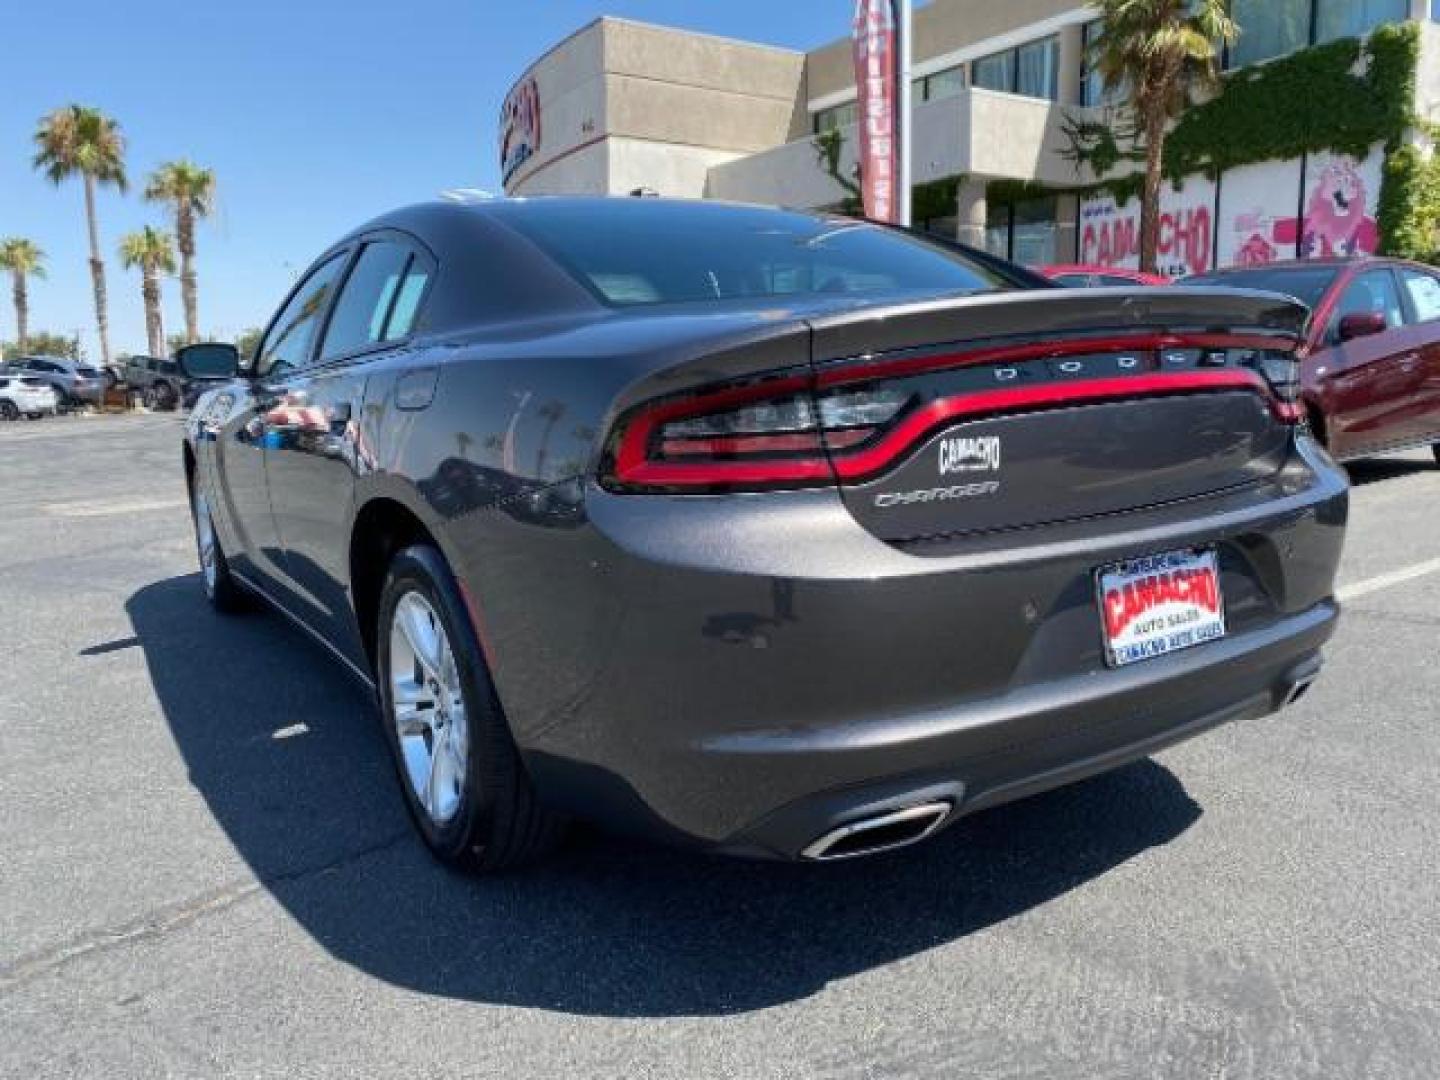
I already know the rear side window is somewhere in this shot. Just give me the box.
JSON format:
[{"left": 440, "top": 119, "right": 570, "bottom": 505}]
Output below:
[
  {"left": 386, "top": 264, "right": 430, "bottom": 338},
  {"left": 1331, "top": 270, "right": 1404, "bottom": 341},
  {"left": 502, "top": 202, "right": 1012, "bottom": 308},
  {"left": 1401, "top": 268, "right": 1440, "bottom": 324},
  {"left": 256, "top": 253, "right": 347, "bottom": 376},
  {"left": 319, "top": 241, "right": 414, "bottom": 361}
]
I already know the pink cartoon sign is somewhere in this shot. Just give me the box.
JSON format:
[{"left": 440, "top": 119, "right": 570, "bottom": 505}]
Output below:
[{"left": 1301, "top": 152, "right": 1381, "bottom": 259}]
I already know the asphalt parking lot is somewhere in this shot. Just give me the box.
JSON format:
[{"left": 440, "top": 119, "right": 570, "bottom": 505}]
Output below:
[{"left": 2, "top": 413, "right": 1438, "bottom": 1079}]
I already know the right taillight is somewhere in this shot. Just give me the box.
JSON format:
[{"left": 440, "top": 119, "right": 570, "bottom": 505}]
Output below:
[{"left": 1242, "top": 348, "right": 1303, "bottom": 422}]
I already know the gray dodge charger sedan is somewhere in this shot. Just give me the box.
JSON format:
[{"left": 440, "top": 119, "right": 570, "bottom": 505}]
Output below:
[{"left": 180, "top": 197, "right": 1348, "bottom": 871}]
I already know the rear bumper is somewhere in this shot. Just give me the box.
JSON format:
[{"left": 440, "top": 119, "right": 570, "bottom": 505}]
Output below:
[{"left": 466, "top": 437, "right": 1348, "bottom": 859}]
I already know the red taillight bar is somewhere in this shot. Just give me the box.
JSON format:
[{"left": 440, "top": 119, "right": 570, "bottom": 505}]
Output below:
[
  {"left": 606, "top": 335, "right": 1300, "bottom": 492},
  {"left": 828, "top": 369, "right": 1280, "bottom": 483}
]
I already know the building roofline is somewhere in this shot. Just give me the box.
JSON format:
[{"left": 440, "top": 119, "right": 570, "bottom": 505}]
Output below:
[{"left": 593, "top": 15, "right": 803, "bottom": 57}]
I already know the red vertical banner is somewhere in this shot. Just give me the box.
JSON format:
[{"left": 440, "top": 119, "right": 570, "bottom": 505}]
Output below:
[{"left": 852, "top": 0, "right": 897, "bottom": 223}]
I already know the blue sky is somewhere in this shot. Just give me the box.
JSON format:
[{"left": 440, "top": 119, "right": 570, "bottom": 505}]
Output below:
[{"left": 1, "top": 1, "right": 846, "bottom": 357}]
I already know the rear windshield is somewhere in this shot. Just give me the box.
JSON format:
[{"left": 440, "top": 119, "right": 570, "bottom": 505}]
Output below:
[
  {"left": 502, "top": 202, "right": 1015, "bottom": 307},
  {"left": 1184, "top": 267, "right": 1339, "bottom": 311}
]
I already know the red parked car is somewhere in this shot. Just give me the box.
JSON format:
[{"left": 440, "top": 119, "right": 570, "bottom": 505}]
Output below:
[
  {"left": 1186, "top": 258, "right": 1440, "bottom": 464},
  {"left": 1039, "top": 264, "right": 1173, "bottom": 288}
]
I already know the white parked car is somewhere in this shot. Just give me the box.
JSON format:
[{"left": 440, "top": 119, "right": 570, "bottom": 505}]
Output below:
[{"left": 0, "top": 374, "right": 60, "bottom": 420}]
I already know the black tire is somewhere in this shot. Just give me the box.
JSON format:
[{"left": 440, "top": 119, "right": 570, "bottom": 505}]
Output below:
[
  {"left": 190, "top": 475, "right": 249, "bottom": 614},
  {"left": 25, "top": 413, "right": 43, "bottom": 421},
  {"left": 377, "top": 544, "right": 565, "bottom": 872},
  {"left": 154, "top": 382, "right": 179, "bottom": 411},
  {"left": 0, "top": 401, "right": 18, "bottom": 421}
]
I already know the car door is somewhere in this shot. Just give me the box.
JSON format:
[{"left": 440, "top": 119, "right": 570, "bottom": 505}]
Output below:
[
  {"left": 263, "top": 235, "right": 434, "bottom": 666},
  {"left": 1397, "top": 265, "right": 1440, "bottom": 445},
  {"left": 1319, "top": 268, "right": 1417, "bottom": 457},
  {"left": 211, "top": 251, "right": 350, "bottom": 595}
]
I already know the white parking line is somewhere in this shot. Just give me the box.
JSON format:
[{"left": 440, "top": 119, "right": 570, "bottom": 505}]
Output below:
[{"left": 1337, "top": 557, "right": 1440, "bottom": 603}]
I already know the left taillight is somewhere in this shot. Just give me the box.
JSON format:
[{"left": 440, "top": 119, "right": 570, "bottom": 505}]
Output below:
[{"left": 603, "top": 375, "right": 911, "bottom": 493}]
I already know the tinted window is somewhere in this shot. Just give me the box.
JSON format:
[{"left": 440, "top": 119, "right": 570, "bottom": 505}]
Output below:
[
  {"left": 319, "top": 242, "right": 412, "bottom": 361},
  {"left": 1316, "top": 0, "right": 1407, "bottom": 44},
  {"left": 1052, "top": 273, "right": 1093, "bottom": 287},
  {"left": 1184, "top": 267, "right": 1340, "bottom": 311},
  {"left": 921, "top": 65, "right": 966, "bottom": 103},
  {"left": 1401, "top": 268, "right": 1440, "bottom": 323},
  {"left": 386, "top": 264, "right": 431, "bottom": 338},
  {"left": 1331, "top": 270, "right": 1404, "bottom": 340},
  {"left": 972, "top": 51, "right": 1013, "bottom": 93},
  {"left": 26, "top": 360, "right": 57, "bottom": 373},
  {"left": 813, "top": 102, "right": 857, "bottom": 134},
  {"left": 1230, "top": 0, "right": 1310, "bottom": 67},
  {"left": 1100, "top": 274, "right": 1146, "bottom": 287},
  {"left": 1016, "top": 37, "right": 1059, "bottom": 100},
  {"left": 503, "top": 203, "right": 1013, "bottom": 308},
  {"left": 256, "top": 254, "right": 347, "bottom": 376}
]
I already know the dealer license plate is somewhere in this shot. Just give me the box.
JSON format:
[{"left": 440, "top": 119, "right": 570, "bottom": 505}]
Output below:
[{"left": 1097, "top": 548, "right": 1226, "bottom": 669}]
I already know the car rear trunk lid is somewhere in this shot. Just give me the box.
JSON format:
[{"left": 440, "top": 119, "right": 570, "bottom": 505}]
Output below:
[{"left": 806, "top": 288, "right": 1307, "bottom": 543}]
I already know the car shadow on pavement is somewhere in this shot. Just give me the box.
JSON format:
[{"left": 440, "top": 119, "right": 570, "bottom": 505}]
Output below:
[
  {"left": 1345, "top": 457, "right": 1437, "bottom": 487},
  {"left": 126, "top": 574, "right": 1202, "bottom": 1018}
]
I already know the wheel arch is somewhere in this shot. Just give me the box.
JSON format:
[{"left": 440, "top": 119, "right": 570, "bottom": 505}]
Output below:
[{"left": 349, "top": 496, "right": 442, "bottom": 669}]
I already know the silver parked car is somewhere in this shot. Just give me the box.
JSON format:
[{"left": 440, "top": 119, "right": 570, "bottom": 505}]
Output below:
[
  {"left": 0, "top": 374, "right": 59, "bottom": 419},
  {"left": 10, "top": 356, "right": 105, "bottom": 409}
]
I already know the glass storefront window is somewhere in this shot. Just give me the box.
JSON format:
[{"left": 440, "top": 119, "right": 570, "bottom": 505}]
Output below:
[
  {"left": 1012, "top": 198, "right": 1059, "bottom": 266},
  {"left": 1229, "top": 0, "right": 1310, "bottom": 67},
  {"left": 985, "top": 198, "right": 1060, "bottom": 265},
  {"left": 1316, "top": 0, "right": 1408, "bottom": 43}
]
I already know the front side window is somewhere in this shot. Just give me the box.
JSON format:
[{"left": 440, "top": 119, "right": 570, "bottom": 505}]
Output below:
[
  {"left": 1331, "top": 270, "right": 1404, "bottom": 341},
  {"left": 255, "top": 253, "right": 347, "bottom": 377},
  {"left": 318, "top": 241, "right": 413, "bottom": 361},
  {"left": 1229, "top": 0, "right": 1313, "bottom": 67},
  {"left": 1316, "top": 0, "right": 1408, "bottom": 44},
  {"left": 1401, "top": 268, "right": 1440, "bottom": 323}
]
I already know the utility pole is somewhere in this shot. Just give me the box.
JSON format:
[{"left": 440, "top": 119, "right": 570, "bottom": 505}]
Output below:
[{"left": 893, "top": 0, "right": 913, "bottom": 228}]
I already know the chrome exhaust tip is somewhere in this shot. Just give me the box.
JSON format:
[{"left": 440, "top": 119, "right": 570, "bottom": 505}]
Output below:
[
  {"left": 801, "top": 801, "right": 953, "bottom": 862},
  {"left": 1284, "top": 673, "right": 1319, "bottom": 708}
]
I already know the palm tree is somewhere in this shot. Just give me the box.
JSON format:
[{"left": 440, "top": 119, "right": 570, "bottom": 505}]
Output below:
[
  {"left": 0, "top": 239, "right": 46, "bottom": 354},
  {"left": 119, "top": 227, "right": 176, "bottom": 359},
  {"left": 1089, "top": 0, "right": 1236, "bottom": 273},
  {"left": 33, "top": 105, "right": 127, "bottom": 365},
  {"left": 145, "top": 160, "right": 216, "bottom": 345}
]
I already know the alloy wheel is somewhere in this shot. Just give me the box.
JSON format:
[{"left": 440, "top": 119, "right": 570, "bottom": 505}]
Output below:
[{"left": 389, "top": 591, "right": 469, "bottom": 825}]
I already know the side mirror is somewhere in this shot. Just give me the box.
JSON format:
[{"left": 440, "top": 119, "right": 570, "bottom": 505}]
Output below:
[
  {"left": 1338, "top": 311, "right": 1387, "bottom": 343},
  {"left": 175, "top": 342, "right": 240, "bottom": 380}
]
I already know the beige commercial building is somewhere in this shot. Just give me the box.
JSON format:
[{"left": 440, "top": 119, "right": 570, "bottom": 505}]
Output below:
[{"left": 501, "top": 0, "right": 1440, "bottom": 273}]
